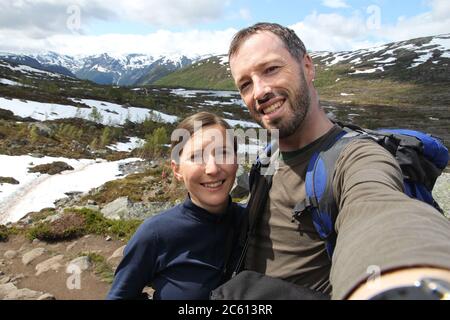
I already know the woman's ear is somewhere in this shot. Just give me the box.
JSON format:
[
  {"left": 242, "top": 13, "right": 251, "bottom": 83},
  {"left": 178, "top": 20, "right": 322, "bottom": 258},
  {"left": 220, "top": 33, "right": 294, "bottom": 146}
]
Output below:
[{"left": 171, "top": 160, "right": 183, "bottom": 181}]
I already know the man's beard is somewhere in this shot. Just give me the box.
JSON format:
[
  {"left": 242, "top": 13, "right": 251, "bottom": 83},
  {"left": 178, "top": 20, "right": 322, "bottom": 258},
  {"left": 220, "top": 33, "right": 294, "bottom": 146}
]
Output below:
[{"left": 252, "top": 73, "right": 310, "bottom": 139}]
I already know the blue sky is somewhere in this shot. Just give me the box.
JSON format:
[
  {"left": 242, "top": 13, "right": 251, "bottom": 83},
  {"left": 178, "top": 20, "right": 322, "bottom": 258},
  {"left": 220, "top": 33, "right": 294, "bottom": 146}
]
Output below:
[
  {"left": 0, "top": 0, "right": 449, "bottom": 56},
  {"left": 88, "top": 0, "right": 429, "bottom": 35}
]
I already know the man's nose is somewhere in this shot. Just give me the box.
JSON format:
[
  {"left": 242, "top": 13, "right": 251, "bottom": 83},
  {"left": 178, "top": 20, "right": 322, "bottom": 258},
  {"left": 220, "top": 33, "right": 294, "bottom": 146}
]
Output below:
[{"left": 253, "top": 76, "right": 270, "bottom": 102}]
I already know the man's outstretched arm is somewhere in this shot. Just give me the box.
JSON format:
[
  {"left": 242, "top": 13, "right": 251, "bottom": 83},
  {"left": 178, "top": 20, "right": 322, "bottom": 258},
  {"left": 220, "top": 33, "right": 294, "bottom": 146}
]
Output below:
[{"left": 330, "top": 139, "right": 450, "bottom": 299}]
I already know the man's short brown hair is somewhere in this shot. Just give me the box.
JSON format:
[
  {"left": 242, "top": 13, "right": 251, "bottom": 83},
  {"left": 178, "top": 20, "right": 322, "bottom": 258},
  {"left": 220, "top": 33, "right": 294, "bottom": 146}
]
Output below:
[{"left": 228, "top": 22, "right": 307, "bottom": 63}]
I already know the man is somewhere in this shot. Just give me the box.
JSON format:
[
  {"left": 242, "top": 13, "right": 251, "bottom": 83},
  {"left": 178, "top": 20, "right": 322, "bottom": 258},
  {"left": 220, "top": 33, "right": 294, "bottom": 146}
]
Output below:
[{"left": 228, "top": 22, "right": 450, "bottom": 299}]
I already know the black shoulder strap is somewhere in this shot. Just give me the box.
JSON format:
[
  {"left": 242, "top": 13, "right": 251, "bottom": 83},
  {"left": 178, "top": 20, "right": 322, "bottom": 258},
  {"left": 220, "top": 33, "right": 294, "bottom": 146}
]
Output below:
[{"left": 232, "top": 145, "right": 277, "bottom": 277}]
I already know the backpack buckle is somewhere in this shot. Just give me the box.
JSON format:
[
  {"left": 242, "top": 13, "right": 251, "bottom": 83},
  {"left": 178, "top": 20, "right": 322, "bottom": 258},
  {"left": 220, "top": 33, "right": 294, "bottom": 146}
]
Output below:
[{"left": 292, "top": 197, "right": 318, "bottom": 222}]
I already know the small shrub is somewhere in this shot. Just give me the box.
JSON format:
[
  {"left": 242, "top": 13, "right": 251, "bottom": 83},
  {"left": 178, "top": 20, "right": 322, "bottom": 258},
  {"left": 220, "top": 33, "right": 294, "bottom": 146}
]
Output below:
[
  {"left": 82, "top": 252, "right": 114, "bottom": 284},
  {"left": 0, "top": 225, "right": 9, "bottom": 242},
  {"left": 27, "top": 212, "right": 86, "bottom": 242}
]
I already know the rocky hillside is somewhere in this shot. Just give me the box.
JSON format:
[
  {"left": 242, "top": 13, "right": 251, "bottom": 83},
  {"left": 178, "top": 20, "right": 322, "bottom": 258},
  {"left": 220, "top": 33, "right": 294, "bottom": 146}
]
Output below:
[{"left": 156, "top": 34, "right": 450, "bottom": 107}]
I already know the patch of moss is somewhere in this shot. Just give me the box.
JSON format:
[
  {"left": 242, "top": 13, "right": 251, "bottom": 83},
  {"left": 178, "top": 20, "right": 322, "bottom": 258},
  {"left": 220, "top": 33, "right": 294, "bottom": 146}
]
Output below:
[
  {"left": 27, "top": 212, "right": 86, "bottom": 242},
  {"left": 81, "top": 252, "right": 115, "bottom": 284},
  {"left": 0, "top": 225, "right": 9, "bottom": 241},
  {"left": 0, "top": 176, "right": 19, "bottom": 184}
]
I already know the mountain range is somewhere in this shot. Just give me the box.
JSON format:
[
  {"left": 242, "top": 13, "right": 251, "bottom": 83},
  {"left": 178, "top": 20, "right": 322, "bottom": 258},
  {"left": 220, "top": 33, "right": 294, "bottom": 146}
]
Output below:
[
  {"left": 0, "top": 33, "right": 449, "bottom": 92},
  {"left": 0, "top": 52, "right": 205, "bottom": 86}
]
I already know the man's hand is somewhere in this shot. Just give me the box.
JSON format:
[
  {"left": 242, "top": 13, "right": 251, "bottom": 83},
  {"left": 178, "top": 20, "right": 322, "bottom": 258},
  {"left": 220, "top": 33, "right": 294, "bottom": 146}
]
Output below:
[{"left": 347, "top": 267, "right": 450, "bottom": 300}]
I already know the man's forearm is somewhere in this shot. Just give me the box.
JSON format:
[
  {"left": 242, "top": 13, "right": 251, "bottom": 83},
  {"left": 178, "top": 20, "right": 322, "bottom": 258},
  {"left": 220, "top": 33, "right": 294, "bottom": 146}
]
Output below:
[{"left": 347, "top": 267, "right": 450, "bottom": 299}]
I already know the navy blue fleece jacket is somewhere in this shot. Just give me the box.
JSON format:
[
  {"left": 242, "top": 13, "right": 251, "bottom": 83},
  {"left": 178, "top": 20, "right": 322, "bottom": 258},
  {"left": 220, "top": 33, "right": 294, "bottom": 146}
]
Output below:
[{"left": 107, "top": 197, "right": 245, "bottom": 300}]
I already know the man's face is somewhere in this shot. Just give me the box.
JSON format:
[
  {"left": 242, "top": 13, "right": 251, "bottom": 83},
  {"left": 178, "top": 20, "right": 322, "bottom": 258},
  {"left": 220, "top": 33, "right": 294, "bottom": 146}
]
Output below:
[{"left": 229, "top": 31, "right": 311, "bottom": 138}]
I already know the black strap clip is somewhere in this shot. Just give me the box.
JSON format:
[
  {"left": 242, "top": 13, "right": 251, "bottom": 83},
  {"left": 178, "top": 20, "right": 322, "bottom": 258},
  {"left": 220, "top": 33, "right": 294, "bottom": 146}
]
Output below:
[{"left": 292, "top": 197, "right": 318, "bottom": 223}]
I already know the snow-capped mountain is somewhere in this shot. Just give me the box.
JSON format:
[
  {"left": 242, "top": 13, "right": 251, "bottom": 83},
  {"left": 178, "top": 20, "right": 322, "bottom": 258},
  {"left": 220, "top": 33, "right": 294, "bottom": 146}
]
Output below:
[
  {"left": 34, "top": 52, "right": 199, "bottom": 86},
  {"left": 1, "top": 51, "right": 202, "bottom": 86},
  {"left": 309, "top": 33, "right": 450, "bottom": 82},
  {"left": 0, "top": 52, "right": 76, "bottom": 78},
  {"left": 154, "top": 33, "right": 450, "bottom": 89}
]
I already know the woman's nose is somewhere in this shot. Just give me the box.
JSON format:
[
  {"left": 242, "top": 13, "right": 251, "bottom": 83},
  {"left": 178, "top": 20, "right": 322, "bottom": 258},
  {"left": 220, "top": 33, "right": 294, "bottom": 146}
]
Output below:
[{"left": 205, "top": 155, "right": 220, "bottom": 175}]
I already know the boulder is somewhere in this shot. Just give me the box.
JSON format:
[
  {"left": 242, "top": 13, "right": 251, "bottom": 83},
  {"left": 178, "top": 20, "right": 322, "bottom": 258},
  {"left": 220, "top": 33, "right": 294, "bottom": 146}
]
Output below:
[
  {"left": 0, "top": 283, "right": 18, "bottom": 299},
  {"left": 67, "top": 256, "right": 92, "bottom": 271},
  {"left": 101, "top": 197, "right": 132, "bottom": 220},
  {"left": 28, "top": 123, "right": 53, "bottom": 138},
  {"left": 22, "top": 248, "right": 46, "bottom": 266},
  {"left": 37, "top": 293, "right": 56, "bottom": 300},
  {"left": 35, "top": 255, "right": 64, "bottom": 276},
  {"left": 107, "top": 245, "right": 126, "bottom": 262},
  {"left": 0, "top": 276, "right": 11, "bottom": 284},
  {"left": 4, "top": 250, "right": 18, "bottom": 259},
  {"left": 3, "top": 288, "right": 46, "bottom": 300}
]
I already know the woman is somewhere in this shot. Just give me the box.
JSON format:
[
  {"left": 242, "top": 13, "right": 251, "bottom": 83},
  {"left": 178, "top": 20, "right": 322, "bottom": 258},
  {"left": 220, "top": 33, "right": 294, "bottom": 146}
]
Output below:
[{"left": 107, "top": 112, "right": 244, "bottom": 300}]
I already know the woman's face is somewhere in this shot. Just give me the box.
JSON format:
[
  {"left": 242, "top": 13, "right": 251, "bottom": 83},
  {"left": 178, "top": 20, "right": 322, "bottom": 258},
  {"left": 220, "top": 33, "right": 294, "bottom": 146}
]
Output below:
[{"left": 171, "top": 124, "right": 238, "bottom": 214}]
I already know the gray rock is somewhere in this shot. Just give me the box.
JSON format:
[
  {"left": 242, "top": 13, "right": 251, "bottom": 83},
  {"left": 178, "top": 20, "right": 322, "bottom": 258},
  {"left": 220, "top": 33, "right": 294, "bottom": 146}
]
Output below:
[
  {"left": 42, "top": 213, "right": 62, "bottom": 224},
  {"left": 87, "top": 199, "right": 97, "bottom": 205},
  {"left": 35, "top": 255, "right": 64, "bottom": 276},
  {"left": 28, "top": 123, "right": 53, "bottom": 138},
  {"left": 105, "top": 236, "right": 112, "bottom": 241},
  {"left": 101, "top": 197, "right": 132, "bottom": 220},
  {"left": 107, "top": 245, "right": 126, "bottom": 262},
  {"left": 66, "top": 241, "right": 78, "bottom": 252},
  {"left": 101, "top": 196, "right": 173, "bottom": 221},
  {"left": 22, "top": 248, "right": 46, "bottom": 266},
  {"left": 32, "top": 238, "right": 41, "bottom": 245},
  {"left": 128, "top": 202, "right": 172, "bottom": 220},
  {"left": 0, "top": 283, "right": 17, "bottom": 299},
  {"left": 119, "top": 160, "right": 155, "bottom": 175},
  {"left": 67, "top": 256, "right": 91, "bottom": 271},
  {"left": 37, "top": 293, "right": 56, "bottom": 300},
  {"left": 4, "top": 250, "right": 17, "bottom": 259},
  {"left": 433, "top": 173, "right": 450, "bottom": 218},
  {"left": 10, "top": 274, "right": 25, "bottom": 283},
  {"left": 0, "top": 276, "right": 11, "bottom": 284},
  {"left": 3, "top": 288, "right": 45, "bottom": 300}
]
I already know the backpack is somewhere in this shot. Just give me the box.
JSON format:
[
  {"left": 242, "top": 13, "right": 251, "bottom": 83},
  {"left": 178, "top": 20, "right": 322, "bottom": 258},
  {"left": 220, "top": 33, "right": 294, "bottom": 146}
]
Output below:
[{"left": 251, "top": 123, "right": 449, "bottom": 260}]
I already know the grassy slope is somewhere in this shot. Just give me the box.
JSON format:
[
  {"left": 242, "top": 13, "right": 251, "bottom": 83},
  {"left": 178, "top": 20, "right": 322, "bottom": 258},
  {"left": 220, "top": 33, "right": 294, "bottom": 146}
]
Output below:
[{"left": 154, "top": 57, "right": 236, "bottom": 91}]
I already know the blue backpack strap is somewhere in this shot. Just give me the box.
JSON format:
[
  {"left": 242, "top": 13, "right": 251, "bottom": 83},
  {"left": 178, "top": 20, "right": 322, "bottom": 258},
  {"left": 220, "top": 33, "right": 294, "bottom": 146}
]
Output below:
[{"left": 293, "top": 128, "right": 355, "bottom": 259}]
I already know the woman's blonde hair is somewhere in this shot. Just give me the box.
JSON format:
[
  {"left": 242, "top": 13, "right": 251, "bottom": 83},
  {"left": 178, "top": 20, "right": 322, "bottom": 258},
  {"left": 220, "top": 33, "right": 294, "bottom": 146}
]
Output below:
[{"left": 171, "top": 112, "right": 237, "bottom": 161}]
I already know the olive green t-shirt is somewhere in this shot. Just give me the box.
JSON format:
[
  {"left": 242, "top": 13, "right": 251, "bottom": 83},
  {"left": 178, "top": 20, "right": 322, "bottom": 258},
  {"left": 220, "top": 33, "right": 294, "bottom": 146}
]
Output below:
[{"left": 245, "top": 126, "right": 450, "bottom": 299}]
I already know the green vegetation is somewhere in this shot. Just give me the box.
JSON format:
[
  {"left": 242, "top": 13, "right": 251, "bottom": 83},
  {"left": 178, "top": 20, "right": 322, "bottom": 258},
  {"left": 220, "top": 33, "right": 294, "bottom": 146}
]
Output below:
[
  {"left": 0, "top": 225, "right": 20, "bottom": 242},
  {"left": 0, "top": 176, "right": 19, "bottom": 184},
  {"left": 155, "top": 57, "right": 236, "bottom": 90},
  {"left": 140, "top": 127, "right": 169, "bottom": 159},
  {"left": 82, "top": 252, "right": 115, "bottom": 284},
  {"left": 0, "top": 225, "right": 9, "bottom": 241},
  {"left": 81, "top": 163, "right": 184, "bottom": 205},
  {"left": 27, "top": 208, "right": 143, "bottom": 242}
]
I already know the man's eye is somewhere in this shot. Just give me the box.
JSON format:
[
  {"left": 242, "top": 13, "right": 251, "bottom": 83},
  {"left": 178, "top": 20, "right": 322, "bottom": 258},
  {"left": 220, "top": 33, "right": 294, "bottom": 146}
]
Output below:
[
  {"left": 265, "top": 66, "right": 279, "bottom": 74},
  {"left": 239, "top": 82, "right": 250, "bottom": 92}
]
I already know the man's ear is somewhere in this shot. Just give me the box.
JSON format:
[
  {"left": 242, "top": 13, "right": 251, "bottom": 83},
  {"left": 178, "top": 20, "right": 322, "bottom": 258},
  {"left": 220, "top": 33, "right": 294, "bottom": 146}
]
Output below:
[
  {"left": 171, "top": 160, "right": 183, "bottom": 181},
  {"left": 302, "top": 54, "right": 315, "bottom": 83}
]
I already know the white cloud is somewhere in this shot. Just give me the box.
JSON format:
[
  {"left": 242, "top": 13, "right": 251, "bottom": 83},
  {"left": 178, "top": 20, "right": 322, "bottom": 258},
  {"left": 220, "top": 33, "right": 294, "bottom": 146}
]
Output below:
[
  {"left": 0, "top": 28, "right": 238, "bottom": 57},
  {"left": 0, "top": 0, "right": 227, "bottom": 37},
  {"left": 290, "top": 0, "right": 450, "bottom": 53},
  {"left": 0, "top": 0, "right": 449, "bottom": 56},
  {"left": 114, "top": 0, "right": 225, "bottom": 27},
  {"left": 322, "top": 0, "right": 349, "bottom": 9},
  {"left": 290, "top": 12, "right": 368, "bottom": 52}
]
